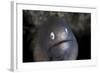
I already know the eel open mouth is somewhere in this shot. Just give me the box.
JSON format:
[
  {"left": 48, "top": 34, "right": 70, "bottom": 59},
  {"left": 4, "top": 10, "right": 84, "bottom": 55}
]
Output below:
[{"left": 48, "top": 40, "right": 73, "bottom": 61}]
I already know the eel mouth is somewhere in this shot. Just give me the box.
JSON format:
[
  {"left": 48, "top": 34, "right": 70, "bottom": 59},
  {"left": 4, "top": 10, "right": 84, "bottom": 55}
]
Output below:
[
  {"left": 47, "top": 40, "right": 73, "bottom": 60},
  {"left": 48, "top": 40, "right": 73, "bottom": 50}
]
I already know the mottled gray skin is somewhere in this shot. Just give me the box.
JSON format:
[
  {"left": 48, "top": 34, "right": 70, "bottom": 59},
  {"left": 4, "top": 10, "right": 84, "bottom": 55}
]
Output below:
[{"left": 34, "top": 16, "right": 78, "bottom": 61}]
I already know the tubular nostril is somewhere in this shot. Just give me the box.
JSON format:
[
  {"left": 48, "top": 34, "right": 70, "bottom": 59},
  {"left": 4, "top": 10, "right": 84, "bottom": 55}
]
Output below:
[{"left": 65, "top": 28, "right": 68, "bottom": 33}]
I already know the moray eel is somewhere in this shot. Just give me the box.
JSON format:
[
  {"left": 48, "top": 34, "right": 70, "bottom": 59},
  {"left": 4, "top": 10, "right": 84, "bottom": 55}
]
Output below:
[{"left": 33, "top": 16, "right": 78, "bottom": 61}]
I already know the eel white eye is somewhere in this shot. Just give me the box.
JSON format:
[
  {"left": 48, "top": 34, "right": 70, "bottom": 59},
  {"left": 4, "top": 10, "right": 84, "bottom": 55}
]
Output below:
[{"left": 50, "top": 32, "right": 55, "bottom": 40}]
